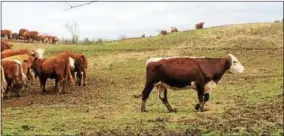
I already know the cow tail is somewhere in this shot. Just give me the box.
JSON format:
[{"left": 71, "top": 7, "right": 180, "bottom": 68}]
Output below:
[
  {"left": 17, "top": 62, "right": 28, "bottom": 85},
  {"left": 64, "top": 57, "right": 73, "bottom": 84},
  {"left": 81, "top": 55, "right": 88, "bottom": 69},
  {"left": 1, "top": 65, "right": 7, "bottom": 94}
]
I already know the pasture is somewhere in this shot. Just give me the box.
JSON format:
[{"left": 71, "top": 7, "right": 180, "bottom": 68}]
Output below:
[{"left": 2, "top": 22, "right": 283, "bottom": 135}]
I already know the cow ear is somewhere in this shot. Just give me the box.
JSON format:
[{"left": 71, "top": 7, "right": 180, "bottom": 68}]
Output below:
[{"left": 225, "top": 54, "right": 232, "bottom": 67}]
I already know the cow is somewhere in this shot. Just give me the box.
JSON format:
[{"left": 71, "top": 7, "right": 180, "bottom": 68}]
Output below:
[
  {"left": 22, "top": 31, "right": 39, "bottom": 43},
  {"left": 195, "top": 22, "right": 205, "bottom": 29},
  {"left": 30, "top": 49, "right": 74, "bottom": 94},
  {"left": 50, "top": 36, "right": 58, "bottom": 44},
  {"left": 1, "top": 41, "right": 13, "bottom": 52},
  {"left": 140, "top": 54, "right": 244, "bottom": 112},
  {"left": 1, "top": 30, "right": 13, "bottom": 41},
  {"left": 12, "top": 33, "right": 19, "bottom": 40},
  {"left": 2, "top": 59, "right": 28, "bottom": 98},
  {"left": 1, "top": 49, "right": 34, "bottom": 59},
  {"left": 38, "top": 34, "right": 50, "bottom": 43},
  {"left": 19, "top": 29, "right": 28, "bottom": 40},
  {"left": 171, "top": 27, "right": 178, "bottom": 33},
  {"left": 58, "top": 51, "right": 88, "bottom": 86},
  {"left": 158, "top": 30, "right": 168, "bottom": 36}
]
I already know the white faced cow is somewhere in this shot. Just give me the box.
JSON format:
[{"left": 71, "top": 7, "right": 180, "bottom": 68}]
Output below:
[{"left": 140, "top": 54, "right": 244, "bottom": 112}]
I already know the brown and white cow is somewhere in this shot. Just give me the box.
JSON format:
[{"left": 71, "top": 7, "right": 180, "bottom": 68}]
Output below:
[
  {"left": 19, "top": 29, "right": 28, "bottom": 40},
  {"left": 1, "top": 49, "right": 34, "bottom": 59},
  {"left": 1, "top": 41, "right": 13, "bottom": 52},
  {"left": 158, "top": 30, "right": 168, "bottom": 36},
  {"left": 140, "top": 54, "right": 244, "bottom": 112},
  {"left": 30, "top": 49, "right": 74, "bottom": 94},
  {"left": 58, "top": 51, "right": 88, "bottom": 86},
  {"left": 49, "top": 36, "right": 58, "bottom": 44},
  {"left": 171, "top": 27, "right": 178, "bottom": 33},
  {"left": 1, "top": 30, "right": 13, "bottom": 41},
  {"left": 195, "top": 22, "right": 205, "bottom": 29},
  {"left": 2, "top": 59, "right": 28, "bottom": 97}
]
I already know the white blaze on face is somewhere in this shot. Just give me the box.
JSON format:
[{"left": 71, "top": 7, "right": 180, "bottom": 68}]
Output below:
[
  {"left": 69, "top": 57, "right": 75, "bottom": 70},
  {"left": 228, "top": 54, "right": 245, "bottom": 74}
]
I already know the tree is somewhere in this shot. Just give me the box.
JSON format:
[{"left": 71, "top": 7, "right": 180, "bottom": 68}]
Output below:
[{"left": 63, "top": 22, "right": 80, "bottom": 44}]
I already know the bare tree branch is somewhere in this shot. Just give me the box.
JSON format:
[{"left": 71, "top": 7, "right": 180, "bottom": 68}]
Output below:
[{"left": 63, "top": 1, "right": 96, "bottom": 11}]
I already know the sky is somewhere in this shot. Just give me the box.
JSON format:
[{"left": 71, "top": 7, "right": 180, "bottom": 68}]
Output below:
[{"left": 1, "top": 2, "right": 283, "bottom": 40}]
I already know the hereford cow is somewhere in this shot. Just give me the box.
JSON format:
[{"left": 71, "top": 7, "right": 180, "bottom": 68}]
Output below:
[
  {"left": 195, "top": 22, "right": 205, "bottom": 29},
  {"left": 1, "top": 49, "right": 34, "bottom": 59},
  {"left": 19, "top": 29, "right": 28, "bottom": 40},
  {"left": 59, "top": 51, "right": 88, "bottom": 86},
  {"left": 22, "top": 31, "right": 39, "bottom": 43},
  {"left": 1, "top": 41, "right": 13, "bottom": 52},
  {"left": 38, "top": 34, "right": 50, "bottom": 43},
  {"left": 158, "top": 30, "right": 168, "bottom": 36},
  {"left": 1, "top": 30, "right": 13, "bottom": 41},
  {"left": 12, "top": 33, "right": 19, "bottom": 40},
  {"left": 30, "top": 49, "right": 74, "bottom": 94},
  {"left": 2, "top": 59, "right": 28, "bottom": 97},
  {"left": 171, "top": 27, "right": 178, "bottom": 33},
  {"left": 50, "top": 36, "right": 58, "bottom": 44},
  {"left": 140, "top": 54, "right": 244, "bottom": 112}
]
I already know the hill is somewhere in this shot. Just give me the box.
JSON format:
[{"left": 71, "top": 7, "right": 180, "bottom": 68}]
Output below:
[{"left": 2, "top": 22, "right": 283, "bottom": 135}]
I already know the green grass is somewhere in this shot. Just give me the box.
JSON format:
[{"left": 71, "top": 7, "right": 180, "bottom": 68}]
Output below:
[{"left": 2, "top": 22, "right": 283, "bottom": 135}]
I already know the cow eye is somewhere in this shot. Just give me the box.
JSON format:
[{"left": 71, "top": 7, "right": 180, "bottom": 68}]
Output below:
[{"left": 233, "top": 61, "right": 237, "bottom": 64}]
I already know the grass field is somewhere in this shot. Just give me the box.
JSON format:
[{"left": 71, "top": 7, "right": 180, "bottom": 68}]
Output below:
[{"left": 2, "top": 22, "right": 283, "bottom": 135}]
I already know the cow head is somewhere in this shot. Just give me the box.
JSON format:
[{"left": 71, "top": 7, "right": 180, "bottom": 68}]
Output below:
[{"left": 226, "top": 54, "right": 245, "bottom": 74}]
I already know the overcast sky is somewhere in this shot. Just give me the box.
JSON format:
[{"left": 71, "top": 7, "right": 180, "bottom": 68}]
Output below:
[{"left": 2, "top": 2, "right": 283, "bottom": 40}]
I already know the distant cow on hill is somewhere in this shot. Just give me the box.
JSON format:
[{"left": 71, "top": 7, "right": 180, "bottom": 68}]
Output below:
[
  {"left": 195, "top": 22, "right": 205, "bottom": 29},
  {"left": 1, "top": 41, "right": 13, "bottom": 52},
  {"left": 19, "top": 29, "right": 28, "bottom": 40},
  {"left": 30, "top": 49, "right": 74, "bottom": 94},
  {"left": 1, "top": 30, "right": 13, "bottom": 41},
  {"left": 158, "top": 30, "right": 168, "bottom": 36},
  {"left": 38, "top": 34, "right": 50, "bottom": 43},
  {"left": 140, "top": 54, "right": 244, "bottom": 112},
  {"left": 59, "top": 51, "right": 88, "bottom": 86},
  {"left": 171, "top": 27, "right": 178, "bottom": 33},
  {"left": 50, "top": 36, "right": 59, "bottom": 44}
]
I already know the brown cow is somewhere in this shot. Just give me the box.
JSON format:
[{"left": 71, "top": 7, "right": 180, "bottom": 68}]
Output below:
[
  {"left": 158, "top": 30, "right": 168, "bottom": 36},
  {"left": 22, "top": 31, "right": 39, "bottom": 43},
  {"left": 59, "top": 51, "right": 88, "bottom": 86},
  {"left": 140, "top": 54, "right": 244, "bottom": 112},
  {"left": 195, "top": 22, "right": 205, "bottom": 29},
  {"left": 1, "top": 30, "right": 13, "bottom": 41},
  {"left": 30, "top": 49, "right": 74, "bottom": 94},
  {"left": 1, "top": 41, "right": 13, "bottom": 52},
  {"left": 19, "top": 29, "right": 28, "bottom": 40},
  {"left": 171, "top": 27, "right": 178, "bottom": 33},
  {"left": 2, "top": 59, "right": 28, "bottom": 97},
  {"left": 1, "top": 49, "right": 34, "bottom": 59},
  {"left": 38, "top": 34, "right": 50, "bottom": 43}
]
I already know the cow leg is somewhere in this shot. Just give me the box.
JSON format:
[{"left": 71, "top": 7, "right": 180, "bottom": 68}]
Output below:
[
  {"left": 141, "top": 83, "right": 154, "bottom": 112},
  {"left": 39, "top": 77, "right": 47, "bottom": 94},
  {"left": 83, "top": 70, "right": 87, "bottom": 86},
  {"left": 76, "top": 71, "right": 82, "bottom": 86},
  {"left": 54, "top": 78, "right": 58, "bottom": 91},
  {"left": 195, "top": 85, "right": 205, "bottom": 112},
  {"left": 203, "top": 93, "right": 210, "bottom": 105},
  {"left": 159, "top": 87, "right": 174, "bottom": 112}
]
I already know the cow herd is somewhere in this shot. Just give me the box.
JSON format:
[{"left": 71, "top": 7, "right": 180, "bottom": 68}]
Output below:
[
  {"left": 158, "top": 22, "right": 205, "bottom": 36},
  {"left": 1, "top": 29, "right": 58, "bottom": 44},
  {"left": 1, "top": 40, "right": 87, "bottom": 99}
]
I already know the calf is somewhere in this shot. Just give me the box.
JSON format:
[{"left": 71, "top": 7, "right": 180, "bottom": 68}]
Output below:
[
  {"left": 2, "top": 60, "right": 28, "bottom": 97},
  {"left": 30, "top": 49, "right": 74, "bottom": 94},
  {"left": 140, "top": 54, "right": 244, "bottom": 112},
  {"left": 12, "top": 33, "right": 19, "bottom": 40},
  {"left": 58, "top": 51, "right": 88, "bottom": 86}
]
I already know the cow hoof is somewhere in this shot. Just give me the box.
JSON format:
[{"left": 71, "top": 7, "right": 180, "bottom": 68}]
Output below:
[
  {"left": 169, "top": 108, "right": 177, "bottom": 113},
  {"left": 194, "top": 104, "right": 200, "bottom": 110},
  {"left": 141, "top": 109, "right": 148, "bottom": 112}
]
